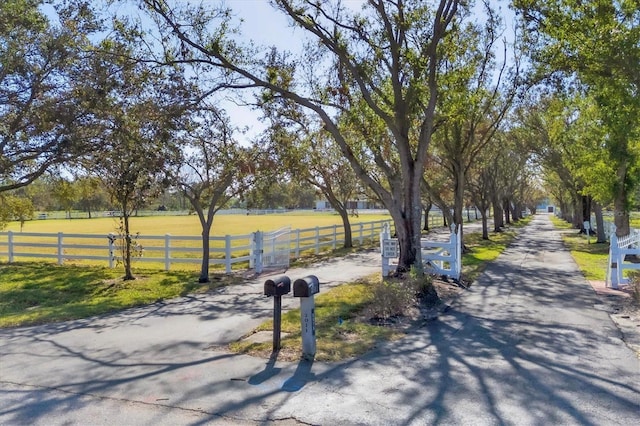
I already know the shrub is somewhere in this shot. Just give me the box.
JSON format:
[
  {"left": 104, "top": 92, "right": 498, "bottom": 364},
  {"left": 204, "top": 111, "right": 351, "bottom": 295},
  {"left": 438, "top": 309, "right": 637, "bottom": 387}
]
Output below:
[{"left": 366, "top": 278, "right": 416, "bottom": 320}]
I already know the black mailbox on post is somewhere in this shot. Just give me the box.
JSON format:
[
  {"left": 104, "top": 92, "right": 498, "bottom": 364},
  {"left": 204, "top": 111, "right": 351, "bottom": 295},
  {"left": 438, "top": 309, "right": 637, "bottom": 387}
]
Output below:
[
  {"left": 293, "top": 275, "right": 320, "bottom": 298},
  {"left": 264, "top": 276, "right": 291, "bottom": 297}
]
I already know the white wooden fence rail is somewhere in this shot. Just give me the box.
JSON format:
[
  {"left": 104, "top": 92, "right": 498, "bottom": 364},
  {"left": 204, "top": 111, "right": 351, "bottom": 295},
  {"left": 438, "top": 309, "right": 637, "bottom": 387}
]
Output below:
[
  {"left": 380, "top": 224, "right": 462, "bottom": 281},
  {"left": 606, "top": 230, "right": 640, "bottom": 289},
  {"left": 0, "top": 219, "right": 391, "bottom": 273}
]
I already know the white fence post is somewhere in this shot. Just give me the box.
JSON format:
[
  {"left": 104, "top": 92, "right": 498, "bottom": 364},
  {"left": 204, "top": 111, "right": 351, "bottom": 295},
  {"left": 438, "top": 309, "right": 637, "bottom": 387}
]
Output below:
[
  {"left": 295, "top": 229, "right": 300, "bottom": 258},
  {"left": 333, "top": 225, "right": 337, "bottom": 250},
  {"left": 164, "top": 234, "right": 171, "bottom": 271},
  {"left": 225, "top": 234, "right": 232, "bottom": 274},
  {"left": 454, "top": 225, "right": 461, "bottom": 280},
  {"left": 315, "top": 227, "right": 320, "bottom": 254},
  {"left": 358, "top": 223, "right": 364, "bottom": 245},
  {"left": 8, "top": 231, "right": 13, "bottom": 263},
  {"left": 57, "top": 232, "right": 63, "bottom": 265},
  {"left": 253, "top": 231, "right": 263, "bottom": 273},
  {"left": 380, "top": 223, "right": 391, "bottom": 276}
]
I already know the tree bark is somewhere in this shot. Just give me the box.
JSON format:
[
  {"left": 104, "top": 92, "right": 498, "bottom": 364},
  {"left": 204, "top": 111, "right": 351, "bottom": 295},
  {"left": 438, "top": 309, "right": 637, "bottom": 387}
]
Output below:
[
  {"left": 337, "top": 206, "right": 353, "bottom": 248},
  {"left": 423, "top": 203, "right": 432, "bottom": 232},
  {"left": 503, "top": 198, "right": 511, "bottom": 225},
  {"left": 199, "top": 225, "right": 211, "bottom": 283},
  {"left": 123, "top": 210, "right": 134, "bottom": 280},
  {"left": 613, "top": 189, "right": 631, "bottom": 237},
  {"left": 492, "top": 198, "right": 503, "bottom": 232},
  {"left": 593, "top": 201, "right": 606, "bottom": 243}
]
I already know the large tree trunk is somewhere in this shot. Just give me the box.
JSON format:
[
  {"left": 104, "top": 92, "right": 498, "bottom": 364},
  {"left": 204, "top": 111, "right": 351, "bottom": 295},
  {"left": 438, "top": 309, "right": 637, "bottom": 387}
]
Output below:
[
  {"left": 122, "top": 211, "right": 134, "bottom": 280},
  {"left": 492, "top": 198, "right": 503, "bottom": 232},
  {"left": 337, "top": 205, "right": 353, "bottom": 248},
  {"left": 593, "top": 201, "right": 606, "bottom": 243},
  {"left": 324, "top": 190, "right": 353, "bottom": 248},
  {"left": 481, "top": 209, "right": 489, "bottom": 240},
  {"left": 572, "top": 196, "right": 582, "bottom": 229},
  {"left": 503, "top": 198, "right": 511, "bottom": 225},
  {"left": 200, "top": 225, "right": 211, "bottom": 283},
  {"left": 423, "top": 202, "right": 432, "bottom": 232},
  {"left": 390, "top": 172, "right": 423, "bottom": 273},
  {"left": 613, "top": 188, "right": 630, "bottom": 237},
  {"left": 580, "top": 195, "right": 591, "bottom": 233}
]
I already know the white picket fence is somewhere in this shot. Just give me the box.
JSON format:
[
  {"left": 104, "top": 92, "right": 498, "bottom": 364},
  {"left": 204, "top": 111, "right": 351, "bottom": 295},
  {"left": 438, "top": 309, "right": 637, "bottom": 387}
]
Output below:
[
  {"left": 380, "top": 224, "right": 462, "bottom": 281},
  {"left": 0, "top": 219, "right": 391, "bottom": 273},
  {"left": 606, "top": 229, "right": 640, "bottom": 289}
]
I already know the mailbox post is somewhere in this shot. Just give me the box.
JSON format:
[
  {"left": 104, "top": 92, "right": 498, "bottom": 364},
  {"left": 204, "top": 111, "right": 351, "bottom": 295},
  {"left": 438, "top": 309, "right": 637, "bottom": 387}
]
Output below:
[
  {"left": 293, "top": 275, "right": 320, "bottom": 359},
  {"left": 264, "top": 276, "right": 291, "bottom": 353}
]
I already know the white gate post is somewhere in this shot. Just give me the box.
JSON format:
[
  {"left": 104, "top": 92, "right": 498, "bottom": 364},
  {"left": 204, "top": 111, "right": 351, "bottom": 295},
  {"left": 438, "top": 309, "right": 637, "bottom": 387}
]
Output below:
[
  {"left": 253, "top": 231, "right": 263, "bottom": 274},
  {"left": 454, "top": 225, "right": 462, "bottom": 280},
  {"left": 224, "top": 234, "right": 232, "bottom": 274},
  {"left": 609, "top": 234, "right": 620, "bottom": 289},
  {"left": 164, "top": 234, "right": 171, "bottom": 271},
  {"left": 8, "top": 231, "right": 13, "bottom": 263},
  {"left": 57, "top": 232, "right": 63, "bottom": 265},
  {"left": 380, "top": 223, "right": 391, "bottom": 276},
  {"left": 333, "top": 225, "right": 337, "bottom": 250}
]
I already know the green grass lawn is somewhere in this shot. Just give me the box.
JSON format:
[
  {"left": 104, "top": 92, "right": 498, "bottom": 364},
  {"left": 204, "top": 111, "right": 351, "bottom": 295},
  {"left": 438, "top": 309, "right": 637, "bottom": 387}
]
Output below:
[
  {"left": 550, "top": 215, "right": 609, "bottom": 281},
  {"left": 0, "top": 262, "right": 236, "bottom": 328}
]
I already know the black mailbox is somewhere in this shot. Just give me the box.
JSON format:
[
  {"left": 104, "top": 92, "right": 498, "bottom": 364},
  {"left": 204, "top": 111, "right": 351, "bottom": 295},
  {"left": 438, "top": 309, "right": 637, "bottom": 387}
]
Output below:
[
  {"left": 264, "top": 276, "right": 291, "bottom": 296},
  {"left": 293, "top": 275, "right": 320, "bottom": 298}
]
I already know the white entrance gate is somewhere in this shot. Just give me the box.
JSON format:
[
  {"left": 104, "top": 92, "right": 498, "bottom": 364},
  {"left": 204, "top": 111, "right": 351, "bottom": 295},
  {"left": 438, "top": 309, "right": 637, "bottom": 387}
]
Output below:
[{"left": 253, "top": 227, "right": 291, "bottom": 273}]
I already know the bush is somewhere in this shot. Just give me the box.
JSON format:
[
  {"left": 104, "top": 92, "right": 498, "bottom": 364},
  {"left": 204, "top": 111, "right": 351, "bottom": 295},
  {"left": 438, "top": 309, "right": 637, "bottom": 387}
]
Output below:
[
  {"left": 365, "top": 268, "right": 438, "bottom": 320},
  {"left": 366, "top": 279, "right": 416, "bottom": 320}
]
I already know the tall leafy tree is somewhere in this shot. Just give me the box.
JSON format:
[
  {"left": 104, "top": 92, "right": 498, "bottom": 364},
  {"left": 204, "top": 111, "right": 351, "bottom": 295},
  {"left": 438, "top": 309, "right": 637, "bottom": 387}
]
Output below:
[
  {"left": 176, "top": 104, "right": 257, "bottom": 282},
  {"left": 432, "top": 1, "right": 523, "bottom": 247},
  {"left": 82, "top": 37, "right": 185, "bottom": 280},
  {"left": 51, "top": 177, "right": 77, "bottom": 219},
  {"left": 138, "top": 0, "right": 464, "bottom": 273},
  {"left": 260, "top": 100, "right": 363, "bottom": 248},
  {"left": 0, "top": 0, "right": 101, "bottom": 192},
  {"left": 515, "top": 0, "right": 640, "bottom": 236}
]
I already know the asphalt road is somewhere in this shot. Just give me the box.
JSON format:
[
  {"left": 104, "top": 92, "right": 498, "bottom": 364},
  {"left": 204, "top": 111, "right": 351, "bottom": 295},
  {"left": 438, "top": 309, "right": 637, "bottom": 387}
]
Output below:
[{"left": 1, "top": 214, "right": 638, "bottom": 425}]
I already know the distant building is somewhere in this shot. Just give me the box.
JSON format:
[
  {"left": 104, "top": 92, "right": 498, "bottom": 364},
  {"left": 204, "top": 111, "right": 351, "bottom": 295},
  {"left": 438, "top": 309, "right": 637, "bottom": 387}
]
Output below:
[{"left": 536, "top": 198, "right": 555, "bottom": 213}]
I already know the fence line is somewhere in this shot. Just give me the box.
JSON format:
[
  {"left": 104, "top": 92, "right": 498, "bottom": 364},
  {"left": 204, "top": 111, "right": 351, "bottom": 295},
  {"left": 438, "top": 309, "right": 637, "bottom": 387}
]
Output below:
[{"left": 0, "top": 219, "right": 392, "bottom": 273}]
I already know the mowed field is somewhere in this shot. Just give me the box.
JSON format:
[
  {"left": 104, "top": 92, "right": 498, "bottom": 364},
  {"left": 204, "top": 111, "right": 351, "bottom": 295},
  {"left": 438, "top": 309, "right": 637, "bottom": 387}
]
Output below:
[
  {"left": 3, "top": 211, "right": 391, "bottom": 235},
  {"left": 0, "top": 212, "right": 392, "bottom": 271}
]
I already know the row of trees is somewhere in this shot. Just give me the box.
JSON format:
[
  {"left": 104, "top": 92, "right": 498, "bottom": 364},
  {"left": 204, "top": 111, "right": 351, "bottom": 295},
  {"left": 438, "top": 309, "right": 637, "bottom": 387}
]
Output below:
[
  {"left": 2, "top": 0, "right": 637, "bottom": 280},
  {"left": 0, "top": 174, "right": 321, "bottom": 219}
]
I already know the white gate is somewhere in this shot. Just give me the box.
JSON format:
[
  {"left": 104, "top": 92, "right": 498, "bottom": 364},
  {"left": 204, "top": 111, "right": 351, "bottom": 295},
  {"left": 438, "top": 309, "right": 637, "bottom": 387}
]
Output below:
[
  {"left": 607, "top": 230, "right": 640, "bottom": 288},
  {"left": 380, "top": 224, "right": 462, "bottom": 281},
  {"left": 253, "top": 227, "right": 291, "bottom": 273}
]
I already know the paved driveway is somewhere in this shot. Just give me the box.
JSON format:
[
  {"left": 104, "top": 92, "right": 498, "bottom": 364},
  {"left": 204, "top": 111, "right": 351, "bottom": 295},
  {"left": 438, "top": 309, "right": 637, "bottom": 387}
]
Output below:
[{"left": 1, "top": 215, "right": 638, "bottom": 425}]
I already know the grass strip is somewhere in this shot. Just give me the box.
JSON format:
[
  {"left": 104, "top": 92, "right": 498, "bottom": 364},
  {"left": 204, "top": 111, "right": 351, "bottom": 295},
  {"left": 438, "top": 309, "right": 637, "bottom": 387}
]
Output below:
[
  {"left": 0, "top": 263, "right": 231, "bottom": 328},
  {"left": 549, "top": 215, "right": 610, "bottom": 281}
]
